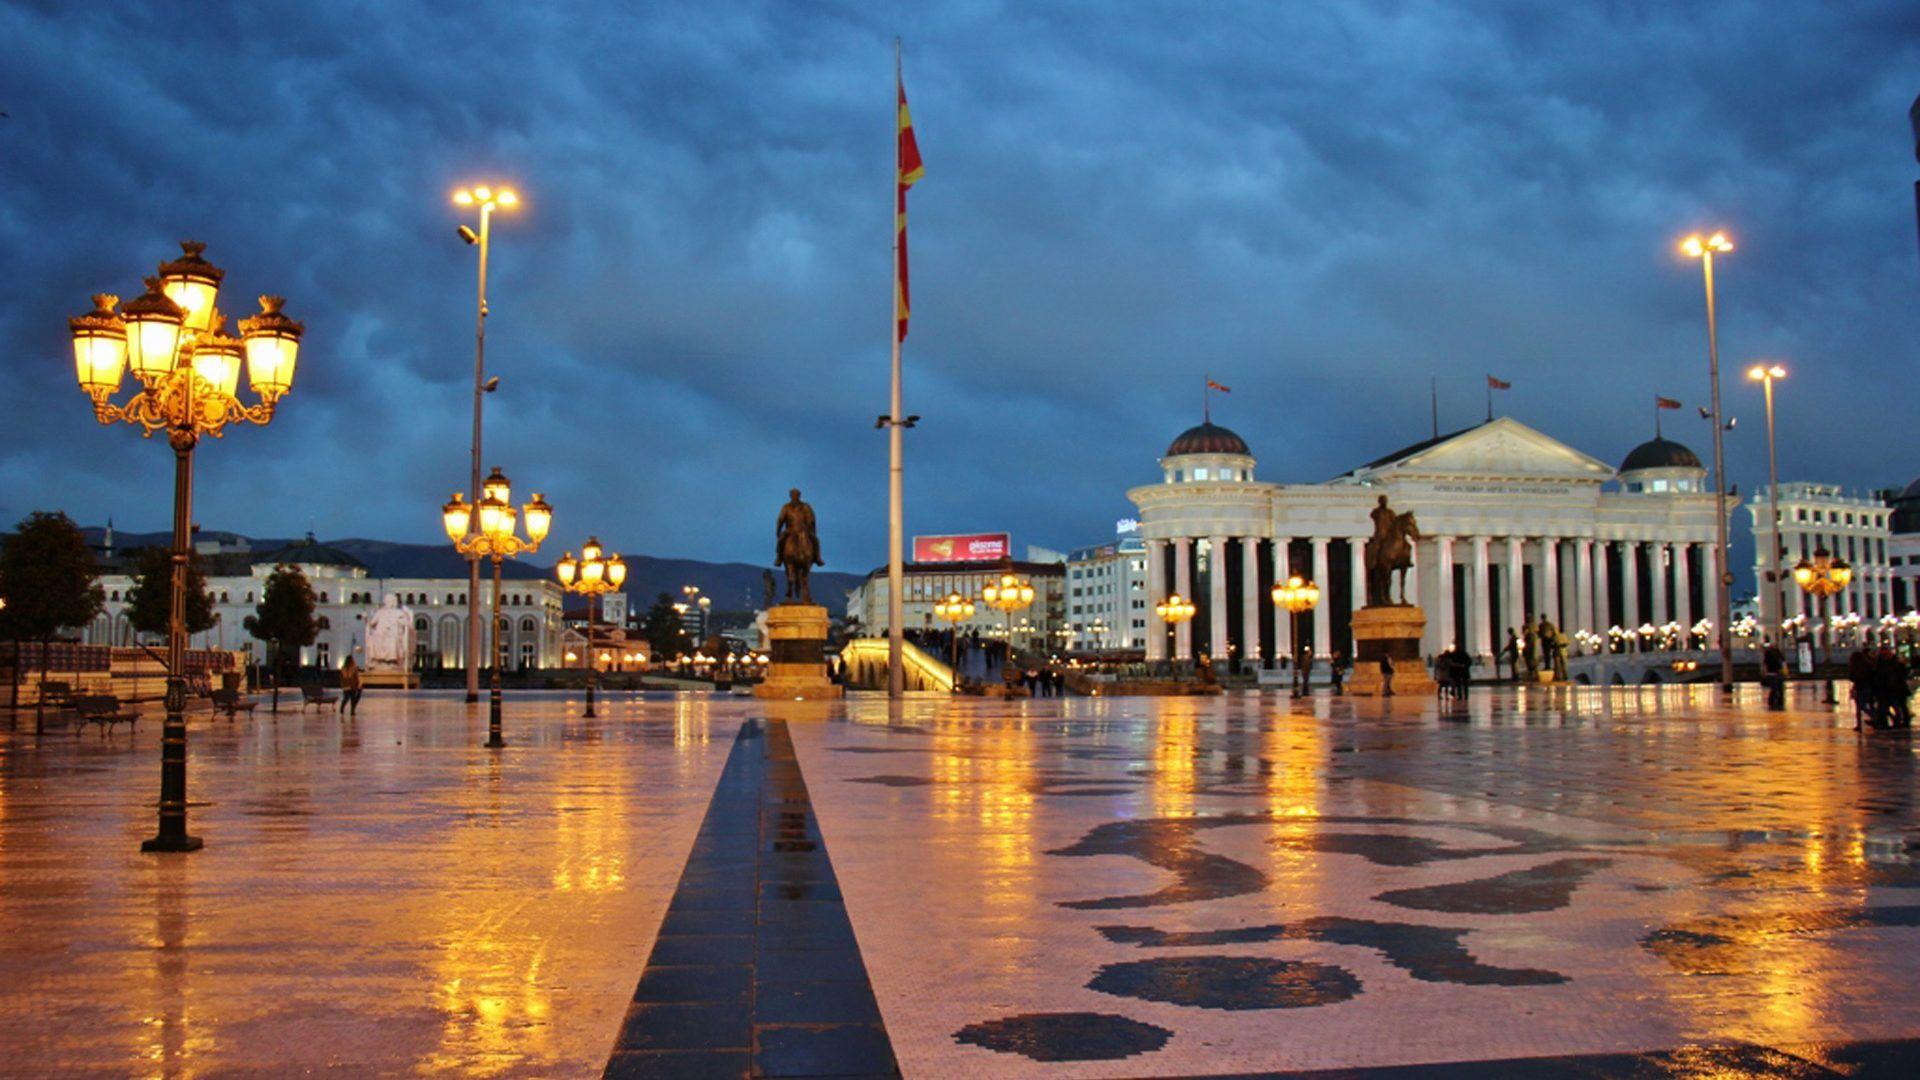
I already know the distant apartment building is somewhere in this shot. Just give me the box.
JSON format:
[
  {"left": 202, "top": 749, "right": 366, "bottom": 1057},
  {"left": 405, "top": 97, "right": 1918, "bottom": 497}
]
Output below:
[
  {"left": 1066, "top": 534, "right": 1148, "bottom": 651},
  {"left": 1746, "top": 482, "right": 1895, "bottom": 629}
]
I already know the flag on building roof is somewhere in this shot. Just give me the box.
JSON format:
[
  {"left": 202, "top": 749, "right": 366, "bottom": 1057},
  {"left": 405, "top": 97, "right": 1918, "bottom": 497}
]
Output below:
[{"left": 1487, "top": 374, "right": 1512, "bottom": 390}]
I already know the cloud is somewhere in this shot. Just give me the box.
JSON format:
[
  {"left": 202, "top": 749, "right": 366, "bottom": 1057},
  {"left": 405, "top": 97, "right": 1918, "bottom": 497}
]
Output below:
[{"left": 1, "top": 0, "right": 1914, "bottom": 584}]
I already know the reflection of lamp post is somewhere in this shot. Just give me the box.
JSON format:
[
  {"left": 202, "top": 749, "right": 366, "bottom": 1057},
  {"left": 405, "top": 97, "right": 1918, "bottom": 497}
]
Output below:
[
  {"left": 982, "top": 570, "right": 1034, "bottom": 688},
  {"left": 1272, "top": 574, "right": 1321, "bottom": 693},
  {"left": 1680, "top": 230, "right": 1736, "bottom": 691},
  {"left": 71, "top": 243, "right": 305, "bottom": 853},
  {"left": 443, "top": 467, "right": 551, "bottom": 748},
  {"left": 931, "top": 590, "right": 974, "bottom": 690},
  {"left": 1153, "top": 594, "right": 1196, "bottom": 673},
  {"left": 1747, "top": 362, "right": 1788, "bottom": 633},
  {"left": 556, "top": 536, "right": 625, "bottom": 718}
]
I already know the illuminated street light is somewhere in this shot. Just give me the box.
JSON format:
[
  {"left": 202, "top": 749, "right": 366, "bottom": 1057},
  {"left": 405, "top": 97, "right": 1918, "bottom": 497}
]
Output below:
[
  {"left": 442, "top": 466, "right": 551, "bottom": 747},
  {"left": 72, "top": 243, "right": 304, "bottom": 854},
  {"left": 1748, "top": 363, "right": 1788, "bottom": 636},
  {"left": 1272, "top": 573, "right": 1321, "bottom": 693},
  {"left": 1154, "top": 593, "right": 1197, "bottom": 674},
  {"left": 1793, "top": 543, "right": 1852, "bottom": 703},
  {"left": 982, "top": 569, "right": 1035, "bottom": 690},
  {"left": 453, "top": 183, "right": 522, "bottom": 704},
  {"left": 1679, "top": 229, "right": 1736, "bottom": 691},
  {"left": 931, "top": 590, "right": 975, "bottom": 692},
  {"left": 556, "top": 535, "right": 625, "bottom": 718}
]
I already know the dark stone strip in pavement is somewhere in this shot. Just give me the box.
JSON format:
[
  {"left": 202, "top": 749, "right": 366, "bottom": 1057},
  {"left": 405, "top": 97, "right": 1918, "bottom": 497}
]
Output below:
[
  {"left": 605, "top": 717, "right": 899, "bottom": 1079},
  {"left": 1169, "top": 1036, "right": 1920, "bottom": 1078}
]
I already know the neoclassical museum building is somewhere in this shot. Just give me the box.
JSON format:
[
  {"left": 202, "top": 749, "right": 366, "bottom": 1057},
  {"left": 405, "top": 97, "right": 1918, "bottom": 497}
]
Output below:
[{"left": 1127, "top": 416, "right": 1723, "bottom": 665}]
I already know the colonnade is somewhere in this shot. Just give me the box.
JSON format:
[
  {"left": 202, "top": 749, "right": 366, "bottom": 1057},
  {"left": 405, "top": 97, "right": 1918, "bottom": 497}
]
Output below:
[{"left": 1143, "top": 533, "right": 1723, "bottom": 663}]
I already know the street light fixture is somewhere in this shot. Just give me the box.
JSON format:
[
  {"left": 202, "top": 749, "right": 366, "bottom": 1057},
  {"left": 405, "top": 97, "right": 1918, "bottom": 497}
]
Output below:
[
  {"left": 443, "top": 466, "right": 551, "bottom": 747},
  {"left": 453, "top": 183, "right": 521, "bottom": 705},
  {"left": 1154, "top": 593, "right": 1197, "bottom": 672},
  {"left": 1747, "top": 363, "right": 1788, "bottom": 635},
  {"left": 982, "top": 570, "right": 1035, "bottom": 689},
  {"left": 1680, "top": 230, "right": 1737, "bottom": 691},
  {"left": 556, "top": 535, "right": 625, "bottom": 718},
  {"left": 70, "top": 241, "right": 305, "bottom": 853},
  {"left": 1793, "top": 543, "right": 1852, "bottom": 705},
  {"left": 1272, "top": 573, "right": 1322, "bottom": 694},
  {"left": 931, "top": 590, "right": 975, "bottom": 691}
]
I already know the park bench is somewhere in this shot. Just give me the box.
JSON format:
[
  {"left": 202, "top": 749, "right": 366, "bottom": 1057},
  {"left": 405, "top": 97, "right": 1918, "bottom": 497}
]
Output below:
[
  {"left": 73, "top": 694, "right": 138, "bottom": 733},
  {"left": 38, "top": 680, "right": 76, "bottom": 709},
  {"left": 300, "top": 683, "right": 338, "bottom": 709},
  {"left": 210, "top": 687, "right": 257, "bottom": 717}
]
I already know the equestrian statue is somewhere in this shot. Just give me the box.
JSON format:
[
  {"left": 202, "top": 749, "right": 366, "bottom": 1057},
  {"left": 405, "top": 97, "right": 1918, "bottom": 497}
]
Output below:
[
  {"left": 774, "top": 488, "right": 824, "bottom": 605},
  {"left": 1363, "top": 495, "right": 1421, "bottom": 606}
]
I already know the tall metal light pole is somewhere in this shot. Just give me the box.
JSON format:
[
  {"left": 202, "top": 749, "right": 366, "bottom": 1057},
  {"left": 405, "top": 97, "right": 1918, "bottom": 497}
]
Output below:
[
  {"left": 1748, "top": 364, "right": 1788, "bottom": 637},
  {"left": 1681, "top": 231, "right": 1736, "bottom": 690},
  {"left": 443, "top": 467, "right": 551, "bottom": 747},
  {"left": 453, "top": 184, "right": 519, "bottom": 703},
  {"left": 69, "top": 243, "right": 306, "bottom": 852}
]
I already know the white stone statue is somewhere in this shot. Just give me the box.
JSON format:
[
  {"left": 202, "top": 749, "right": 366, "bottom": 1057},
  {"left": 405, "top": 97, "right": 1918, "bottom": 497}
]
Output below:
[{"left": 364, "top": 595, "right": 416, "bottom": 671}]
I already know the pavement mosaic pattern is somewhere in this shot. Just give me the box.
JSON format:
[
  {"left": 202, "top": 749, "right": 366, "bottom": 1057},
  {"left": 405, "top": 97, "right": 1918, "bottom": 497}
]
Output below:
[
  {"left": 4, "top": 683, "right": 1920, "bottom": 1078},
  {"left": 791, "top": 685, "right": 1920, "bottom": 1077}
]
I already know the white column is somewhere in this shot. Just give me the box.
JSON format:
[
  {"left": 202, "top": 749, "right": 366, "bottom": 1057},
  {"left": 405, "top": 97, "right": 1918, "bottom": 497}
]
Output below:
[
  {"left": 1701, "top": 541, "right": 1721, "bottom": 642},
  {"left": 1594, "top": 541, "right": 1612, "bottom": 632},
  {"left": 1240, "top": 538, "right": 1262, "bottom": 664},
  {"left": 1173, "top": 537, "right": 1193, "bottom": 659},
  {"left": 1311, "top": 537, "right": 1331, "bottom": 658},
  {"left": 1505, "top": 537, "right": 1525, "bottom": 635},
  {"left": 1208, "top": 535, "right": 1229, "bottom": 660},
  {"left": 1272, "top": 539, "right": 1292, "bottom": 660},
  {"left": 1622, "top": 542, "right": 1641, "bottom": 628},
  {"left": 1145, "top": 539, "right": 1168, "bottom": 661},
  {"left": 1673, "top": 542, "right": 1692, "bottom": 633},
  {"left": 1649, "top": 541, "right": 1668, "bottom": 629},
  {"left": 1472, "top": 536, "right": 1493, "bottom": 659},
  {"left": 1575, "top": 539, "right": 1595, "bottom": 634},
  {"left": 1349, "top": 538, "right": 1367, "bottom": 615},
  {"left": 1435, "top": 536, "right": 1456, "bottom": 649},
  {"left": 1541, "top": 538, "right": 1560, "bottom": 628}
]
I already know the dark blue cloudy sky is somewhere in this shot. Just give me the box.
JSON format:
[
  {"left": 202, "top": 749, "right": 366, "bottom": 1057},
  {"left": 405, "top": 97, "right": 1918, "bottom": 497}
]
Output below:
[{"left": 2, "top": 0, "right": 1916, "bottom": 573}]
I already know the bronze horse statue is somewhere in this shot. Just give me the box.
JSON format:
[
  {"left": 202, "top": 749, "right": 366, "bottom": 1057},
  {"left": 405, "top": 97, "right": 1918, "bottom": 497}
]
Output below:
[
  {"left": 1363, "top": 495, "right": 1420, "bottom": 606},
  {"left": 775, "top": 488, "right": 823, "bottom": 604}
]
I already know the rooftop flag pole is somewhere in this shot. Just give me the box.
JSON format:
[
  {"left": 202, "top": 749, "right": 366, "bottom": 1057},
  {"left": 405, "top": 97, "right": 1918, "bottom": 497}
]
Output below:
[
  {"left": 1431, "top": 376, "right": 1438, "bottom": 439},
  {"left": 1485, "top": 374, "right": 1511, "bottom": 421}
]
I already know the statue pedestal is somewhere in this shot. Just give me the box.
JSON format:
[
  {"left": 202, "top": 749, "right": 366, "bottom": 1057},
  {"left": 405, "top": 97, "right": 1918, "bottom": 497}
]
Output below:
[
  {"left": 753, "top": 605, "right": 843, "bottom": 701},
  {"left": 1346, "top": 605, "right": 1437, "bottom": 697},
  {"left": 360, "top": 668, "right": 417, "bottom": 690}
]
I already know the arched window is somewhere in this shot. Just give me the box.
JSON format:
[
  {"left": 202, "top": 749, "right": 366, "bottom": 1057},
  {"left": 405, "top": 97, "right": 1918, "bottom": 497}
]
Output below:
[
  {"left": 320, "top": 591, "right": 330, "bottom": 603},
  {"left": 316, "top": 616, "right": 331, "bottom": 630},
  {"left": 220, "top": 591, "right": 230, "bottom": 603},
  {"left": 520, "top": 616, "right": 537, "bottom": 635},
  {"left": 110, "top": 590, "right": 120, "bottom": 602}
]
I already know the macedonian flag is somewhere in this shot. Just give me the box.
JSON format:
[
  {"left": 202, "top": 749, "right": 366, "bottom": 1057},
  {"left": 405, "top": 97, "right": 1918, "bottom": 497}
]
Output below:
[{"left": 896, "top": 75, "right": 924, "bottom": 342}]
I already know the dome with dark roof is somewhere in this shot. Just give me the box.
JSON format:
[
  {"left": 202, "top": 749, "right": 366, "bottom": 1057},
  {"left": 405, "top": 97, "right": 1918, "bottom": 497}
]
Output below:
[
  {"left": 1619, "top": 437, "right": 1702, "bottom": 473},
  {"left": 261, "top": 532, "right": 367, "bottom": 570},
  {"left": 1166, "top": 422, "right": 1251, "bottom": 458},
  {"left": 1899, "top": 476, "right": 1920, "bottom": 500}
]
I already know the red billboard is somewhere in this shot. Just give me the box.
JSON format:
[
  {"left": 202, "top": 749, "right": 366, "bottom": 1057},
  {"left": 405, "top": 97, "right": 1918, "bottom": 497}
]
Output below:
[{"left": 913, "top": 532, "right": 1010, "bottom": 563}]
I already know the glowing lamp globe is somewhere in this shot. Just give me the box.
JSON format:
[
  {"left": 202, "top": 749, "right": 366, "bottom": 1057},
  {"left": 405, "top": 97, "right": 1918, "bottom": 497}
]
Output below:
[
  {"left": 69, "top": 293, "right": 127, "bottom": 397},
  {"left": 238, "top": 296, "right": 304, "bottom": 400},
  {"left": 121, "top": 278, "right": 185, "bottom": 383}
]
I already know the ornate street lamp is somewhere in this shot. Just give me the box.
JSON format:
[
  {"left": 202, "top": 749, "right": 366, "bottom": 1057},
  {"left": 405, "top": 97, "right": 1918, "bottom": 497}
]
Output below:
[
  {"left": 443, "top": 466, "right": 551, "bottom": 747},
  {"left": 1153, "top": 593, "right": 1197, "bottom": 672},
  {"left": 982, "top": 570, "right": 1035, "bottom": 689},
  {"left": 931, "top": 590, "right": 974, "bottom": 691},
  {"left": 1272, "top": 574, "right": 1321, "bottom": 693},
  {"left": 1793, "top": 544, "right": 1850, "bottom": 702},
  {"left": 71, "top": 242, "right": 304, "bottom": 854},
  {"left": 1680, "top": 230, "right": 1737, "bottom": 691},
  {"left": 556, "top": 535, "right": 625, "bottom": 717},
  {"left": 452, "top": 184, "right": 521, "bottom": 705}
]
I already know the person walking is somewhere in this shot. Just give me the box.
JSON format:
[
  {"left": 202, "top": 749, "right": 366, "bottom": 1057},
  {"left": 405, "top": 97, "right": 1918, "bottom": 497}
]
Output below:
[
  {"left": 1849, "top": 647, "right": 1876, "bottom": 729},
  {"left": 338, "top": 656, "right": 362, "bottom": 717},
  {"left": 1762, "top": 639, "right": 1787, "bottom": 711},
  {"left": 1379, "top": 653, "right": 1395, "bottom": 698},
  {"left": 1875, "top": 645, "right": 1910, "bottom": 728},
  {"left": 1330, "top": 650, "right": 1348, "bottom": 694},
  {"left": 1500, "top": 629, "right": 1520, "bottom": 682}
]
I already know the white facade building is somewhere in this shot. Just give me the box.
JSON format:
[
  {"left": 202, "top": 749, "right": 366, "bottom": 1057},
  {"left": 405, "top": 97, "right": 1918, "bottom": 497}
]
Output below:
[
  {"left": 1127, "top": 418, "right": 1724, "bottom": 665},
  {"left": 1884, "top": 479, "right": 1920, "bottom": 615},
  {"left": 848, "top": 559, "right": 1067, "bottom": 647},
  {"left": 1746, "top": 483, "right": 1896, "bottom": 630},
  {"left": 1066, "top": 536, "right": 1148, "bottom": 650},
  {"left": 84, "top": 534, "right": 565, "bottom": 671}
]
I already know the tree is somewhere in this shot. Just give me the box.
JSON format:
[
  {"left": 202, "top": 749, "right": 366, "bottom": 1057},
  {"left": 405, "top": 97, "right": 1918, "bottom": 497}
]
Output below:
[
  {"left": 124, "top": 545, "right": 216, "bottom": 641},
  {"left": 642, "top": 592, "right": 690, "bottom": 658},
  {"left": 0, "top": 511, "right": 104, "bottom": 724},
  {"left": 246, "top": 563, "right": 316, "bottom": 711}
]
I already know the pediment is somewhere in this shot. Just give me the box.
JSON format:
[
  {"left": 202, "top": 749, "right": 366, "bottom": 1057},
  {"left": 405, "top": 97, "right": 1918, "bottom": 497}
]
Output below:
[{"left": 1363, "top": 418, "right": 1613, "bottom": 482}]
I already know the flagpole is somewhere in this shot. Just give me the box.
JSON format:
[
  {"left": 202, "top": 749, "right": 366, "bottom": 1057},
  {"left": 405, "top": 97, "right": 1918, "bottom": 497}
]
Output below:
[
  {"left": 887, "top": 39, "right": 906, "bottom": 699},
  {"left": 1485, "top": 380, "right": 1492, "bottom": 422}
]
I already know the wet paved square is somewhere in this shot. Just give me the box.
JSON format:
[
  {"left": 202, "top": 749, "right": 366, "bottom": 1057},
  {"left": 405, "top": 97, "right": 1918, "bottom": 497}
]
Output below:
[{"left": 3, "top": 685, "right": 1918, "bottom": 1077}]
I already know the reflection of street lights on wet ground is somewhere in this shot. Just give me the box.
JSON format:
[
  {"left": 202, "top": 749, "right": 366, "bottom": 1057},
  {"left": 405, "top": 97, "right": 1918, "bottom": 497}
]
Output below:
[
  {"left": 444, "top": 467, "right": 551, "bottom": 748},
  {"left": 71, "top": 242, "right": 305, "bottom": 852}
]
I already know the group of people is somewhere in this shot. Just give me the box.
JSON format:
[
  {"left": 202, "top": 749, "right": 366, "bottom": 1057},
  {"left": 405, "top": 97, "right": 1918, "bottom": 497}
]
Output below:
[
  {"left": 1849, "top": 646, "right": 1913, "bottom": 729},
  {"left": 1434, "top": 645, "right": 1476, "bottom": 700},
  {"left": 1021, "top": 667, "right": 1069, "bottom": 696},
  {"left": 1498, "top": 617, "right": 1569, "bottom": 682}
]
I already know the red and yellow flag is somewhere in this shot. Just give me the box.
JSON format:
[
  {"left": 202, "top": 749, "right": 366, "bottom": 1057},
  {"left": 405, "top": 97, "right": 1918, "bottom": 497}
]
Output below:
[{"left": 896, "top": 77, "right": 924, "bottom": 341}]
